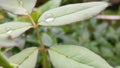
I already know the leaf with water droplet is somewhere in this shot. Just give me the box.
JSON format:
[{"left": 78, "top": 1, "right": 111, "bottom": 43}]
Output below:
[
  {"left": 0, "top": 22, "right": 32, "bottom": 39},
  {"left": 45, "top": 13, "right": 55, "bottom": 22},
  {"left": 6, "top": 28, "right": 13, "bottom": 34},
  {"left": 0, "top": 0, "right": 37, "bottom": 15},
  {"left": 39, "top": 2, "right": 109, "bottom": 26},
  {"left": 31, "top": 0, "right": 61, "bottom": 23}
]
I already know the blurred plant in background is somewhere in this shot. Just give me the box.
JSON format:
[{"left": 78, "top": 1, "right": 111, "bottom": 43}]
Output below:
[{"left": 0, "top": 0, "right": 120, "bottom": 68}]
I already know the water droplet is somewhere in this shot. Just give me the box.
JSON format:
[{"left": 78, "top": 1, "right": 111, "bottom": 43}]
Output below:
[
  {"left": 6, "top": 28, "right": 12, "bottom": 34},
  {"left": 45, "top": 13, "right": 55, "bottom": 22}
]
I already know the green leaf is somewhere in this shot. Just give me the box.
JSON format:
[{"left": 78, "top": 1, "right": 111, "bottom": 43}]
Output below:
[
  {"left": 0, "top": 0, "right": 36, "bottom": 15},
  {"left": 38, "top": 0, "right": 62, "bottom": 15},
  {"left": 14, "top": 16, "right": 31, "bottom": 22},
  {"left": 31, "top": 0, "right": 61, "bottom": 22},
  {"left": 49, "top": 45, "right": 113, "bottom": 68},
  {"left": 0, "top": 52, "right": 13, "bottom": 68},
  {"left": 0, "top": 37, "right": 17, "bottom": 47},
  {"left": 42, "top": 33, "right": 53, "bottom": 47},
  {"left": 39, "top": 2, "right": 109, "bottom": 26},
  {"left": 0, "top": 22, "right": 32, "bottom": 39},
  {"left": 0, "top": 66, "right": 3, "bottom": 68},
  {"left": 116, "top": 66, "right": 120, "bottom": 68},
  {"left": 9, "top": 47, "right": 38, "bottom": 68}
]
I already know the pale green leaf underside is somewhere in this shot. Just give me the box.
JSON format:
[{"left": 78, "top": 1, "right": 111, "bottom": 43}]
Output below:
[
  {"left": 49, "top": 45, "right": 113, "bottom": 68},
  {"left": 0, "top": 37, "right": 17, "bottom": 47},
  {"left": 0, "top": 22, "right": 32, "bottom": 39},
  {"left": 0, "top": 0, "right": 36, "bottom": 15},
  {"left": 9, "top": 47, "right": 38, "bottom": 68},
  {"left": 39, "top": 2, "right": 109, "bottom": 26}
]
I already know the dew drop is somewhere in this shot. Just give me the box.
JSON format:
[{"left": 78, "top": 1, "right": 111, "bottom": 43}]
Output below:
[
  {"left": 45, "top": 13, "right": 55, "bottom": 22},
  {"left": 6, "top": 28, "right": 12, "bottom": 34}
]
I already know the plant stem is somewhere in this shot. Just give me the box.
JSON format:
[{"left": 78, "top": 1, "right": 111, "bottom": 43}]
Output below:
[
  {"left": 0, "top": 52, "right": 13, "bottom": 68},
  {"left": 27, "top": 14, "right": 50, "bottom": 68},
  {"left": 27, "top": 14, "right": 36, "bottom": 27},
  {"left": 35, "top": 26, "right": 44, "bottom": 49},
  {"left": 27, "top": 14, "right": 44, "bottom": 50},
  {"left": 41, "top": 50, "right": 50, "bottom": 68},
  {"left": 35, "top": 26, "right": 50, "bottom": 68}
]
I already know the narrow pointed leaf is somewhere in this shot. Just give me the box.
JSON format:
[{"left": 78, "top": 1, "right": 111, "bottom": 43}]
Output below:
[
  {"left": 0, "top": 0, "right": 36, "bottom": 15},
  {"left": 49, "top": 45, "right": 113, "bottom": 68},
  {"left": 39, "top": 2, "right": 109, "bottom": 26},
  {"left": 0, "top": 22, "right": 32, "bottom": 39},
  {"left": 39, "top": 0, "right": 62, "bottom": 14},
  {"left": 31, "top": 0, "right": 62, "bottom": 22},
  {"left": 9, "top": 47, "right": 38, "bottom": 68}
]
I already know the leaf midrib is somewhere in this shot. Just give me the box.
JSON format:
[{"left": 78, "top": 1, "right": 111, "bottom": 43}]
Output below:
[
  {"left": 18, "top": 48, "right": 37, "bottom": 65},
  {"left": 41, "top": 3, "right": 105, "bottom": 22},
  {"left": 50, "top": 48, "right": 96, "bottom": 68}
]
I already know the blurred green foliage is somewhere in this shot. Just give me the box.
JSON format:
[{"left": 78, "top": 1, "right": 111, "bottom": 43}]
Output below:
[{"left": 0, "top": 0, "right": 120, "bottom": 68}]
